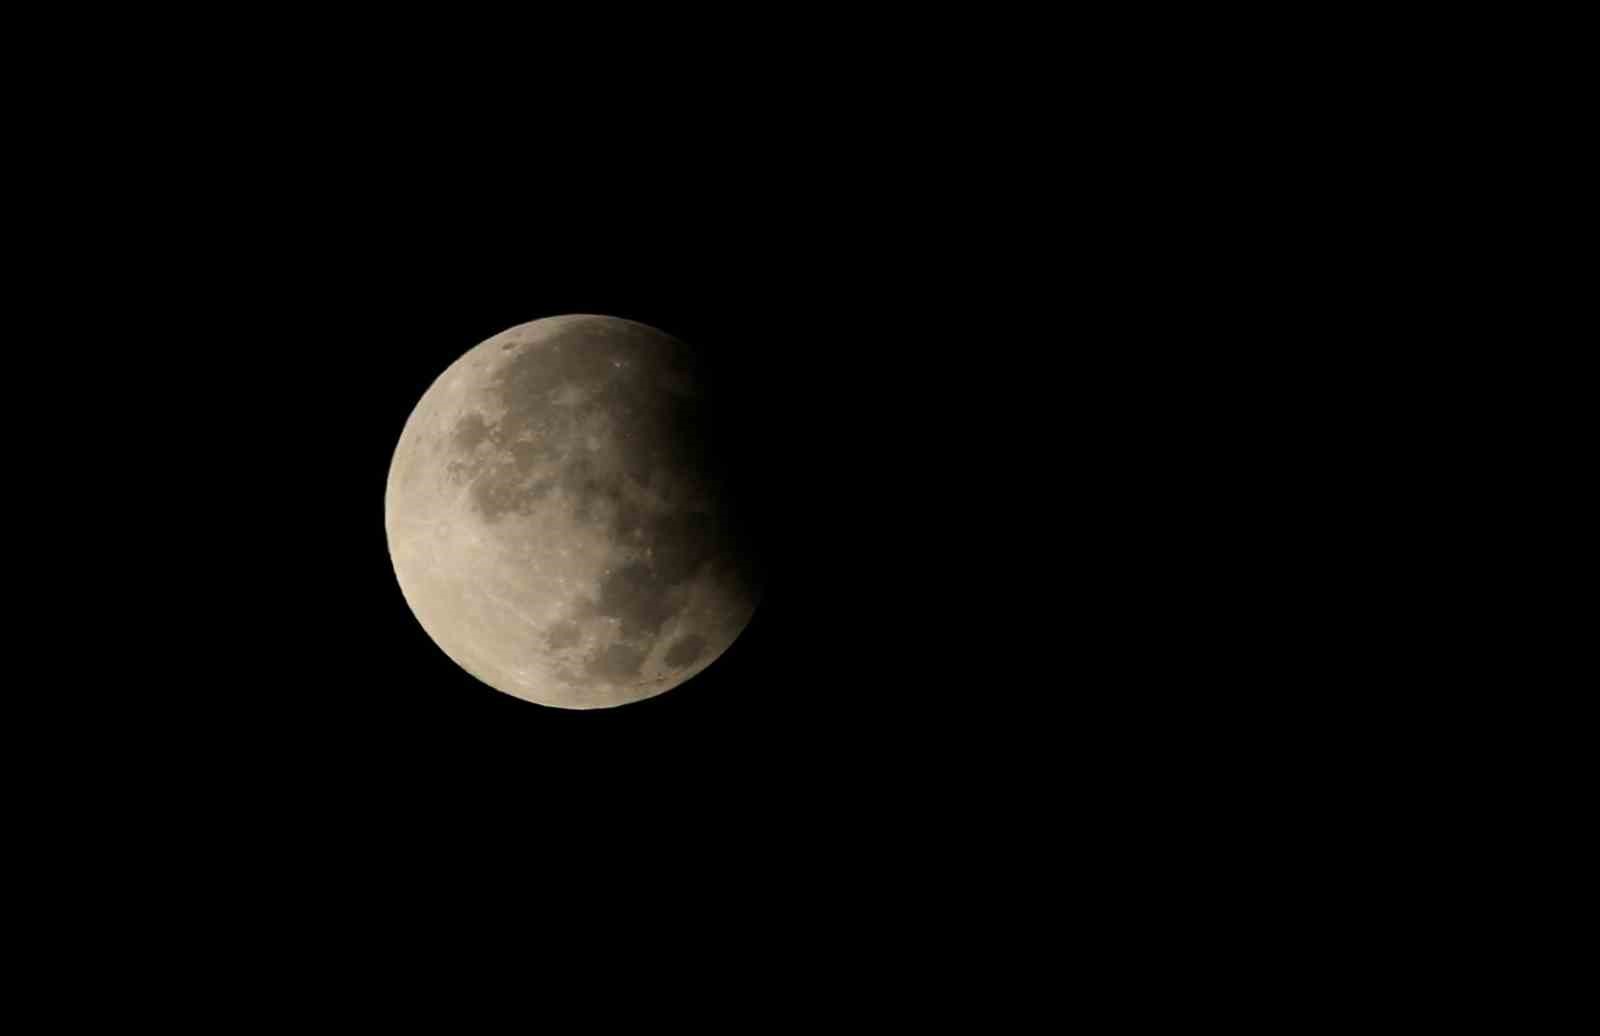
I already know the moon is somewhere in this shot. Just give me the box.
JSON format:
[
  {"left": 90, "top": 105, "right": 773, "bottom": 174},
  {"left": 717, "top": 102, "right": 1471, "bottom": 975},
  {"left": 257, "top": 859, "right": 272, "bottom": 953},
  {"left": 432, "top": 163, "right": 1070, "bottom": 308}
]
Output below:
[{"left": 384, "top": 315, "right": 763, "bottom": 709}]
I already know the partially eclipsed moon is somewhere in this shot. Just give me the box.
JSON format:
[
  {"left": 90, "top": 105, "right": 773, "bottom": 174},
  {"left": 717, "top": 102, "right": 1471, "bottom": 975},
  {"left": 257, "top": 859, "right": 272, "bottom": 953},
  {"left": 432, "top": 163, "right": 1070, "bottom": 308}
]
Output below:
[{"left": 384, "top": 315, "right": 762, "bottom": 709}]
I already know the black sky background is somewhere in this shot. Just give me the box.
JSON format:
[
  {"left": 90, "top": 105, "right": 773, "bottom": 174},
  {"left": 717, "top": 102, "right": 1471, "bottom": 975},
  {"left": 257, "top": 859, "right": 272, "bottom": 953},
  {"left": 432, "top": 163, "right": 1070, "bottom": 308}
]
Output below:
[
  {"left": 66, "top": 114, "right": 1184, "bottom": 877},
  {"left": 3, "top": 17, "right": 1494, "bottom": 1012},
  {"left": 99, "top": 155, "right": 954, "bottom": 813},
  {"left": 18, "top": 25, "right": 1346, "bottom": 941}
]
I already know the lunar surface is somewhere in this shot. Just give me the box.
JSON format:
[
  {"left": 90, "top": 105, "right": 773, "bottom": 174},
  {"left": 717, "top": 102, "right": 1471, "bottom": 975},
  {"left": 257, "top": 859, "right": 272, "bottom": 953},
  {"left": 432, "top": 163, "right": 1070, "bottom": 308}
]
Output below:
[{"left": 385, "top": 315, "right": 763, "bottom": 709}]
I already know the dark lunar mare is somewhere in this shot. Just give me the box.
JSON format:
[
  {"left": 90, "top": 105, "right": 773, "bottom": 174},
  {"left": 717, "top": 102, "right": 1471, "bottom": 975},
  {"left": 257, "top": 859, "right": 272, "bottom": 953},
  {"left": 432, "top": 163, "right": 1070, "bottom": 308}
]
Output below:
[{"left": 451, "top": 317, "right": 766, "bottom": 691}]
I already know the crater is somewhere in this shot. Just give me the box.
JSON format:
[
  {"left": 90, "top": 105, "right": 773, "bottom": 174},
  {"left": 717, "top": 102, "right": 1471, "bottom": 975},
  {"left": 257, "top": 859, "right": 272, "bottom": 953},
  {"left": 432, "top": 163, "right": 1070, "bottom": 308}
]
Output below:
[
  {"left": 471, "top": 460, "right": 554, "bottom": 520},
  {"left": 452, "top": 412, "right": 494, "bottom": 452},
  {"left": 595, "top": 561, "right": 683, "bottom": 640},
  {"left": 444, "top": 456, "right": 482, "bottom": 486},
  {"left": 586, "top": 642, "right": 646, "bottom": 683},
  {"left": 507, "top": 439, "right": 551, "bottom": 473},
  {"left": 544, "top": 621, "right": 581, "bottom": 650},
  {"left": 664, "top": 634, "right": 708, "bottom": 670}
]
